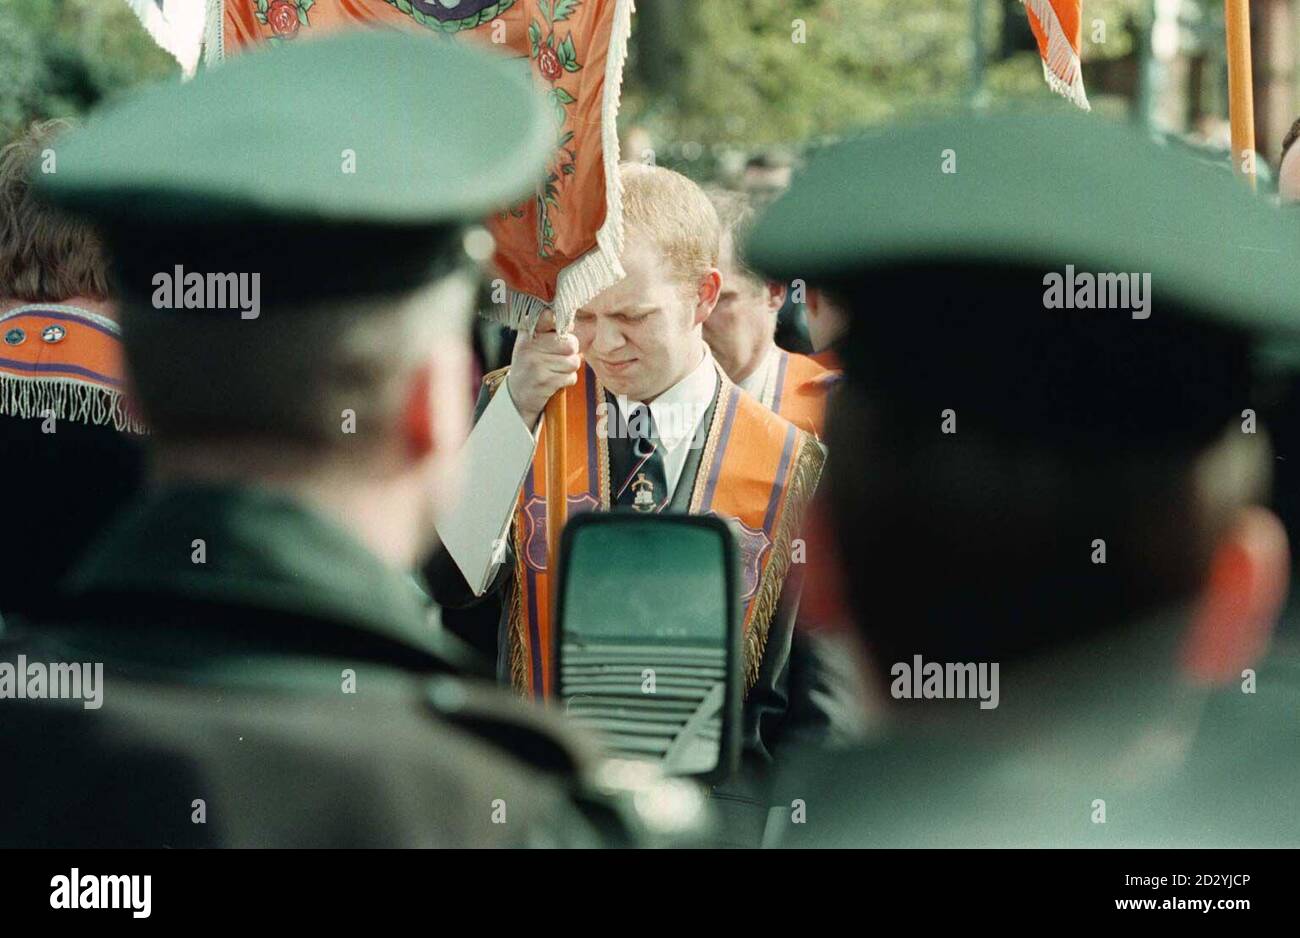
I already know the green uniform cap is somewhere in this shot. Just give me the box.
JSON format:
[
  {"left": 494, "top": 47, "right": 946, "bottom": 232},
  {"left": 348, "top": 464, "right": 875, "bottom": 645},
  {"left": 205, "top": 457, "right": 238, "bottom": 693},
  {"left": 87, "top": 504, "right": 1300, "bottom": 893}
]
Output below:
[
  {"left": 746, "top": 112, "right": 1300, "bottom": 450},
  {"left": 33, "top": 29, "right": 553, "bottom": 305},
  {"left": 747, "top": 111, "right": 1300, "bottom": 334}
]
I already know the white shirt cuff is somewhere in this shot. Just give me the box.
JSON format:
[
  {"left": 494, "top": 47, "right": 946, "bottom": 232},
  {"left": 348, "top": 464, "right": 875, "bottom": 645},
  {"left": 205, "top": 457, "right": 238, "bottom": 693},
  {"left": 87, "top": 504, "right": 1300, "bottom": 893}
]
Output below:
[{"left": 436, "top": 378, "right": 540, "bottom": 595}]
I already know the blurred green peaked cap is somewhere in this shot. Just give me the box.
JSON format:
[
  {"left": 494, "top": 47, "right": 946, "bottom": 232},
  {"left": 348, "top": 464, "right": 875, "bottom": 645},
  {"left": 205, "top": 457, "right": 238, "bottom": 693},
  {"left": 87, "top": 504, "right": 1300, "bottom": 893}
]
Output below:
[
  {"left": 34, "top": 28, "right": 552, "bottom": 228},
  {"left": 746, "top": 111, "right": 1300, "bottom": 335}
]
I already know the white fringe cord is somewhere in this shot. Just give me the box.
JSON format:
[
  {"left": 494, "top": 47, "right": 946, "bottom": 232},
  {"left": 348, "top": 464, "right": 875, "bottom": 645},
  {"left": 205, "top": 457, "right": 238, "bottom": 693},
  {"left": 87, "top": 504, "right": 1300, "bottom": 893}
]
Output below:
[
  {"left": 0, "top": 374, "right": 148, "bottom": 435},
  {"left": 1021, "top": 0, "right": 1091, "bottom": 112},
  {"left": 202, "top": 0, "right": 226, "bottom": 68}
]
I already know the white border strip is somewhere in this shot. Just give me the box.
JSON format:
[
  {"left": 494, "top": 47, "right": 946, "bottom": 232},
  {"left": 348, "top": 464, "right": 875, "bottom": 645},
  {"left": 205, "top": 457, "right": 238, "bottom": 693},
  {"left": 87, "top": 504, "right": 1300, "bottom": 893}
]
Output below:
[{"left": 203, "top": 0, "right": 226, "bottom": 68}]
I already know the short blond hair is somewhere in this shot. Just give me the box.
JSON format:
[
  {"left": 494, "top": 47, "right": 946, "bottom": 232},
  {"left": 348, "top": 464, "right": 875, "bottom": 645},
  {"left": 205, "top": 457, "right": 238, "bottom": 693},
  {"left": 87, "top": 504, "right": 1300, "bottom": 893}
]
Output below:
[
  {"left": 0, "top": 120, "right": 110, "bottom": 302},
  {"left": 618, "top": 161, "right": 720, "bottom": 290},
  {"left": 707, "top": 187, "right": 763, "bottom": 282}
]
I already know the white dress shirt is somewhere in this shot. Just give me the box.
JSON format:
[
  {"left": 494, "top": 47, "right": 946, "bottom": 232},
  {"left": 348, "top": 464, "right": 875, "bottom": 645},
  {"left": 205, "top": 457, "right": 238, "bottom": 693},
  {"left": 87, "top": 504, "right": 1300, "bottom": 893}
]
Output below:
[
  {"left": 608, "top": 344, "right": 716, "bottom": 497},
  {"left": 736, "top": 344, "right": 781, "bottom": 403},
  {"left": 436, "top": 343, "right": 719, "bottom": 595}
]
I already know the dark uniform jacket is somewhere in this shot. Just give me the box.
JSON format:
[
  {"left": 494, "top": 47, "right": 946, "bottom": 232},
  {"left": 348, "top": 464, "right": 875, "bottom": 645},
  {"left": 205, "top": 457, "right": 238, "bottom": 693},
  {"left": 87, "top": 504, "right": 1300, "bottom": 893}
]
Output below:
[
  {"left": 771, "top": 640, "right": 1300, "bottom": 849},
  {"left": 0, "top": 484, "right": 609, "bottom": 848}
]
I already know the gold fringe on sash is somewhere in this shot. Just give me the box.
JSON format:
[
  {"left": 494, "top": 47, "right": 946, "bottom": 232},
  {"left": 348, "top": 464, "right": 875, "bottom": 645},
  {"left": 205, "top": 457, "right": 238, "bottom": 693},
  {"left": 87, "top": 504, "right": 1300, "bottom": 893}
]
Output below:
[
  {"left": 740, "top": 434, "right": 827, "bottom": 691},
  {"left": 508, "top": 507, "right": 531, "bottom": 696}
]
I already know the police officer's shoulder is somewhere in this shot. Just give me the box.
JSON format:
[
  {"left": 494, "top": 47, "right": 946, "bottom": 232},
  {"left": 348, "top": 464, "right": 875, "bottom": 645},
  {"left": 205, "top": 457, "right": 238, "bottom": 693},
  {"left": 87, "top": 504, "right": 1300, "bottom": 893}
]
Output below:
[
  {"left": 423, "top": 674, "right": 601, "bottom": 780},
  {"left": 423, "top": 675, "right": 715, "bottom": 846}
]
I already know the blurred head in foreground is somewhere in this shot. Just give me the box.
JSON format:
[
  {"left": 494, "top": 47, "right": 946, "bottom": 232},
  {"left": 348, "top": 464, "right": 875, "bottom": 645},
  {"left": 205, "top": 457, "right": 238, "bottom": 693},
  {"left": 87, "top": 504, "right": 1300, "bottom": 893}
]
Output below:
[
  {"left": 1277, "top": 117, "right": 1300, "bottom": 204},
  {"left": 749, "top": 112, "right": 1300, "bottom": 713},
  {"left": 34, "top": 32, "right": 560, "bottom": 572},
  {"left": 747, "top": 111, "right": 1300, "bottom": 847}
]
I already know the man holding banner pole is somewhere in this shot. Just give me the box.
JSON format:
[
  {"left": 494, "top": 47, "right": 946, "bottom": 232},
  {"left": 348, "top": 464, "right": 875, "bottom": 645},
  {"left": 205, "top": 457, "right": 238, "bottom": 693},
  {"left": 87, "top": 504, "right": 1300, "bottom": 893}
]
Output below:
[{"left": 427, "top": 162, "right": 846, "bottom": 784}]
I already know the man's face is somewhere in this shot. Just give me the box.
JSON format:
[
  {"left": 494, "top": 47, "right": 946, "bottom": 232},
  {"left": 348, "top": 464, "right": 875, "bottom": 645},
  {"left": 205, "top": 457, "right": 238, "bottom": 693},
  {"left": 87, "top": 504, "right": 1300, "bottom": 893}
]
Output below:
[
  {"left": 574, "top": 228, "right": 712, "bottom": 401},
  {"left": 1280, "top": 144, "right": 1300, "bottom": 204},
  {"left": 703, "top": 231, "right": 779, "bottom": 381}
]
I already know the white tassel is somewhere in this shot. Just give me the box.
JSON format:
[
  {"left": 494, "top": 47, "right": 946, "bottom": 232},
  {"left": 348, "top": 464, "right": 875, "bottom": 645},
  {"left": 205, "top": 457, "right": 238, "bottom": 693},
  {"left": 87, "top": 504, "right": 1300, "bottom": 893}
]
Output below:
[
  {"left": 120, "top": 0, "right": 206, "bottom": 77},
  {"left": 1021, "top": 0, "right": 1091, "bottom": 111},
  {"left": 484, "top": 0, "right": 635, "bottom": 337}
]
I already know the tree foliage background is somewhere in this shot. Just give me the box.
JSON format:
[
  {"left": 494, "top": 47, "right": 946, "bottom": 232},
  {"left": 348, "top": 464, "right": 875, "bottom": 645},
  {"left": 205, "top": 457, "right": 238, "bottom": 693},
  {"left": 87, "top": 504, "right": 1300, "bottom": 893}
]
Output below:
[
  {"left": 0, "top": 0, "right": 177, "bottom": 138},
  {"left": 0, "top": 0, "right": 1199, "bottom": 165},
  {"left": 623, "top": 0, "right": 1146, "bottom": 146}
]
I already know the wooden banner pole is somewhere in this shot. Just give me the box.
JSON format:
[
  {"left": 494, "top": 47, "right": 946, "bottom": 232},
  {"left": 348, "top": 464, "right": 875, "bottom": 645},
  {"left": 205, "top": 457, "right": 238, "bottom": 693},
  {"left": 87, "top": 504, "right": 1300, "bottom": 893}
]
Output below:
[
  {"left": 544, "top": 387, "right": 567, "bottom": 594},
  {"left": 1225, "top": 0, "right": 1257, "bottom": 189}
]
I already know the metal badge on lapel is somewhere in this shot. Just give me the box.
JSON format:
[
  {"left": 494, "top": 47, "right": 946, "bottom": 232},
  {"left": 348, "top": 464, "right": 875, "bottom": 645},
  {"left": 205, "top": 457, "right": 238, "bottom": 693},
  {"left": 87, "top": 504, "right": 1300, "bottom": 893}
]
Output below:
[{"left": 632, "top": 473, "right": 656, "bottom": 512}]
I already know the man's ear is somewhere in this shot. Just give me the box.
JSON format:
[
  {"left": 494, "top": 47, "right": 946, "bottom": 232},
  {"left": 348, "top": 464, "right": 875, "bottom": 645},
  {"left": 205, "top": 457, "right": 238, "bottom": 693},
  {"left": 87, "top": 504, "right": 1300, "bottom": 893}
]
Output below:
[
  {"left": 1182, "top": 505, "right": 1290, "bottom": 685},
  {"left": 694, "top": 268, "right": 722, "bottom": 326},
  {"left": 766, "top": 279, "right": 787, "bottom": 313},
  {"left": 400, "top": 361, "right": 438, "bottom": 460}
]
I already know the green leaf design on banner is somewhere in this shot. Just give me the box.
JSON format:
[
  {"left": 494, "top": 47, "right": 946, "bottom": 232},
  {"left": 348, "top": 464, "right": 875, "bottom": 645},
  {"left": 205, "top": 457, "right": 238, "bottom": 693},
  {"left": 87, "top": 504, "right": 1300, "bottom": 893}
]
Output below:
[{"left": 552, "top": 0, "right": 579, "bottom": 22}]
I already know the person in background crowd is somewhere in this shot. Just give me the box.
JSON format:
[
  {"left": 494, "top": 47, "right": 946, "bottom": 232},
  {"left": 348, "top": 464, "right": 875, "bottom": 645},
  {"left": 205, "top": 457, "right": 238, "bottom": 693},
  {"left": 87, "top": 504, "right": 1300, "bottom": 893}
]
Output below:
[
  {"left": 704, "top": 188, "right": 838, "bottom": 439},
  {"left": 804, "top": 287, "right": 848, "bottom": 371},
  {"left": 1276, "top": 117, "right": 1300, "bottom": 204},
  {"left": 0, "top": 119, "right": 144, "bottom": 623}
]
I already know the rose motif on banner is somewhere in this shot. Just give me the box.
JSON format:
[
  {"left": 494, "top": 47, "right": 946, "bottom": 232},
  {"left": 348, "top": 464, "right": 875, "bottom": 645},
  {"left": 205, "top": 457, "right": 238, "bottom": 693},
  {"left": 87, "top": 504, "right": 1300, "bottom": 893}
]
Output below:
[{"left": 253, "top": 0, "right": 315, "bottom": 42}]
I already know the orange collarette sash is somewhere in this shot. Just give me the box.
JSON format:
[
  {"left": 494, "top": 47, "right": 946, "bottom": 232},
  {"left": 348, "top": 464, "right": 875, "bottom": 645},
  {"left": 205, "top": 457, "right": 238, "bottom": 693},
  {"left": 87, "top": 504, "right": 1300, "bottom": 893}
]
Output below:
[
  {"left": 757, "top": 348, "right": 841, "bottom": 441},
  {"left": 483, "top": 360, "right": 825, "bottom": 699},
  {"left": 0, "top": 304, "right": 143, "bottom": 433}
]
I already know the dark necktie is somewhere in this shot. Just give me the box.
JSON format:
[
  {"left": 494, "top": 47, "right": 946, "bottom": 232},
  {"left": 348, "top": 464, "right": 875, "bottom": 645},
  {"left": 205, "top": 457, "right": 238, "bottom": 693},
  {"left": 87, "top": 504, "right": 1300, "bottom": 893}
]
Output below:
[{"left": 613, "top": 403, "right": 668, "bottom": 512}]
